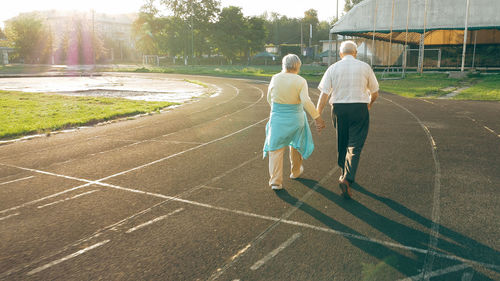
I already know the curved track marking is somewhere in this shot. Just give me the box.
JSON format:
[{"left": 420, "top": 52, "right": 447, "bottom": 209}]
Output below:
[
  {"left": 2, "top": 90, "right": 499, "bottom": 278},
  {"left": 381, "top": 96, "right": 442, "bottom": 280},
  {"left": 0, "top": 79, "right": 254, "bottom": 162},
  {"left": 207, "top": 167, "right": 339, "bottom": 280},
  {"left": 0, "top": 83, "right": 265, "bottom": 177},
  {"left": 0, "top": 154, "right": 262, "bottom": 279},
  {"left": 0, "top": 82, "right": 267, "bottom": 215}
]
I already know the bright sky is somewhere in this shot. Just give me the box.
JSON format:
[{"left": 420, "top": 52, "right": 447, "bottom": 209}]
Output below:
[{"left": 0, "top": 0, "right": 346, "bottom": 28}]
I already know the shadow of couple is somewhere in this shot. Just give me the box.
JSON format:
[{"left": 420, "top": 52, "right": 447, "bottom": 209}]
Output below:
[{"left": 273, "top": 177, "right": 499, "bottom": 279}]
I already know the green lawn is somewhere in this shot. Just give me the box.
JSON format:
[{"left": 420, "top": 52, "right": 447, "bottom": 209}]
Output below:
[
  {"left": 0, "top": 91, "right": 177, "bottom": 140},
  {"left": 0, "top": 65, "right": 53, "bottom": 74},
  {"left": 116, "top": 66, "right": 500, "bottom": 100},
  {"left": 378, "top": 73, "right": 500, "bottom": 101},
  {"left": 378, "top": 73, "right": 459, "bottom": 98},
  {"left": 1, "top": 66, "right": 497, "bottom": 141},
  {"left": 454, "top": 74, "right": 500, "bottom": 100}
]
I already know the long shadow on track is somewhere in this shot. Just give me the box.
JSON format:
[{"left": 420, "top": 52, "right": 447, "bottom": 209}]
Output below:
[{"left": 275, "top": 178, "right": 499, "bottom": 279}]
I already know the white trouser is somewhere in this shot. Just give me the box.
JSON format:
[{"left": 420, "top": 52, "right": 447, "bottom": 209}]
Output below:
[{"left": 268, "top": 146, "right": 303, "bottom": 187}]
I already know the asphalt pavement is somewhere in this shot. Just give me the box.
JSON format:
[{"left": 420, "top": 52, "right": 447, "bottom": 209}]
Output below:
[{"left": 0, "top": 73, "right": 499, "bottom": 280}]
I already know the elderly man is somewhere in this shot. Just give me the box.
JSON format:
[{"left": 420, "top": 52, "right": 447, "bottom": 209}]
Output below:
[{"left": 316, "top": 41, "right": 379, "bottom": 199}]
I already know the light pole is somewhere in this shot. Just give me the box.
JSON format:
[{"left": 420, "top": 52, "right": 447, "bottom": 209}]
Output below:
[
  {"left": 190, "top": 0, "right": 194, "bottom": 65},
  {"left": 335, "top": 0, "right": 339, "bottom": 62},
  {"left": 460, "top": 0, "right": 471, "bottom": 72},
  {"left": 92, "top": 9, "right": 95, "bottom": 66}
]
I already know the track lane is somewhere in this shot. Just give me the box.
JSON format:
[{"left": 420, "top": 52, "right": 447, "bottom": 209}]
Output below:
[{"left": 0, "top": 75, "right": 498, "bottom": 280}]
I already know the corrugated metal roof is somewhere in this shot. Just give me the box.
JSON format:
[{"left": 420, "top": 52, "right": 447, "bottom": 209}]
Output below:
[{"left": 331, "top": 0, "right": 500, "bottom": 45}]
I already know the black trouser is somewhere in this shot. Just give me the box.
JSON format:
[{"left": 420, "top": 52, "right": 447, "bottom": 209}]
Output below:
[{"left": 332, "top": 103, "right": 370, "bottom": 183}]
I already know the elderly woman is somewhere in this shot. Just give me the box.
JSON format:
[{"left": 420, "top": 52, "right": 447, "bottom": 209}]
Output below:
[{"left": 263, "top": 54, "right": 325, "bottom": 190}]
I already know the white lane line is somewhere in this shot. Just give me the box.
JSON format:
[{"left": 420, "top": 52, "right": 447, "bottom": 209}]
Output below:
[
  {"left": 250, "top": 233, "right": 302, "bottom": 270},
  {"left": 97, "top": 117, "right": 267, "bottom": 182},
  {"left": 0, "top": 182, "right": 93, "bottom": 215},
  {"left": 182, "top": 83, "right": 235, "bottom": 116},
  {"left": 90, "top": 138, "right": 205, "bottom": 145},
  {"left": 0, "top": 81, "right": 250, "bottom": 164},
  {"left": 397, "top": 263, "right": 470, "bottom": 281},
  {"left": 230, "top": 244, "right": 251, "bottom": 261},
  {"left": 201, "top": 185, "right": 224, "bottom": 190},
  {"left": 483, "top": 126, "right": 500, "bottom": 138},
  {"left": 150, "top": 140, "right": 205, "bottom": 145},
  {"left": 159, "top": 84, "right": 264, "bottom": 139},
  {"left": 484, "top": 126, "right": 494, "bottom": 133},
  {"left": 382, "top": 96, "right": 442, "bottom": 280},
  {"left": 0, "top": 113, "right": 266, "bottom": 215},
  {"left": 0, "top": 164, "right": 92, "bottom": 185},
  {"left": 464, "top": 116, "right": 500, "bottom": 139},
  {"left": 37, "top": 190, "right": 99, "bottom": 209},
  {"left": 0, "top": 155, "right": 263, "bottom": 280},
  {"left": 0, "top": 83, "right": 245, "bottom": 166},
  {"left": 422, "top": 125, "right": 437, "bottom": 149},
  {"left": 2, "top": 164, "right": 500, "bottom": 272},
  {"left": 125, "top": 208, "right": 184, "bottom": 233},
  {"left": 27, "top": 240, "right": 110, "bottom": 276},
  {"left": 0, "top": 176, "right": 34, "bottom": 186},
  {"left": 421, "top": 99, "right": 436, "bottom": 105},
  {"left": 0, "top": 212, "right": 20, "bottom": 221}
]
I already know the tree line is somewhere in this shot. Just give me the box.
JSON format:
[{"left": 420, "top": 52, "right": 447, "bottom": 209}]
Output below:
[
  {"left": 0, "top": 0, "right": 367, "bottom": 65},
  {"left": 1, "top": 13, "right": 110, "bottom": 64},
  {"left": 133, "top": 0, "right": 335, "bottom": 64}
]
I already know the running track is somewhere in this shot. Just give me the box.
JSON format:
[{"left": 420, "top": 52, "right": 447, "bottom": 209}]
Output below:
[{"left": 0, "top": 73, "right": 499, "bottom": 280}]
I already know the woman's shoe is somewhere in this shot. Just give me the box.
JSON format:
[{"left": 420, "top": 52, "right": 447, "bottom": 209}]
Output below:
[
  {"left": 290, "top": 165, "right": 304, "bottom": 179},
  {"left": 271, "top": 184, "right": 283, "bottom": 190}
]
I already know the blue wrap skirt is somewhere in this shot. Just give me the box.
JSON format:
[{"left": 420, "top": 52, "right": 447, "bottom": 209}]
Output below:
[{"left": 263, "top": 103, "right": 314, "bottom": 159}]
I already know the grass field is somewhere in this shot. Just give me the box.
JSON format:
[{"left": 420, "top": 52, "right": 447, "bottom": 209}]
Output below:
[
  {"left": 378, "top": 73, "right": 500, "bottom": 100},
  {"left": 1, "top": 65, "right": 498, "bottom": 140},
  {"left": 0, "top": 91, "right": 176, "bottom": 140},
  {"left": 378, "top": 73, "right": 460, "bottom": 98},
  {"left": 454, "top": 74, "right": 500, "bottom": 100},
  {"left": 0, "top": 65, "right": 53, "bottom": 74},
  {"left": 107, "top": 65, "right": 499, "bottom": 101}
]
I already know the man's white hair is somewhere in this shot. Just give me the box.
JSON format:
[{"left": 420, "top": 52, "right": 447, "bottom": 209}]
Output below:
[
  {"left": 339, "top": 40, "right": 358, "bottom": 55},
  {"left": 282, "top": 54, "right": 302, "bottom": 71}
]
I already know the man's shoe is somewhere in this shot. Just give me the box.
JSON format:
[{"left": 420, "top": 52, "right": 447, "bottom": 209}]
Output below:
[
  {"left": 338, "top": 179, "right": 352, "bottom": 199},
  {"left": 271, "top": 184, "right": 283, "bottom": 190},
  {"left": 290, "top": 165, "right": 304, "bottom": 179}
]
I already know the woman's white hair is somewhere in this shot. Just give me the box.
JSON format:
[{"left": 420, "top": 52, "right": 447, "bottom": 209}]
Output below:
[
  {"left": 282, "top": 54, "right": 302, "bottom": 72},
  {"left": 339, "top": 40, "right": 358, "bottom": 55}
]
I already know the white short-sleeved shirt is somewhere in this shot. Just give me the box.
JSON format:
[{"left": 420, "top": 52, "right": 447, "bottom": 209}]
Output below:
[
  {"left": 318, "top": 55, "right": 379, "bottom": 104},
  {"left": 267, "top": 72, "right": 320, "bottom": 119}
]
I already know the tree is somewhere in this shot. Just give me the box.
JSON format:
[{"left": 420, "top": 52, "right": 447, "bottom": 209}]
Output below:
[
  {"left": 132, "top": 1, "right": 162, "bottom": 55},
  {"left": 303, "top": 9, "right": 320, "bottom": 46},
  {"left": 4, "top": 14, "right": 52, "bottom": 63},
  {"left": 264, "top": 13, "right": 302, "bottom": 45},
  {"left": 162, "top": 0, "right": 220, "bottom": 59},
  {"left": 344, "top": 0, "right": 365, "bottom": 13},
  {"left": 63, "top": 16, "right": 106, "bottom": 64},
  {"left": 316, "top": 21, "right": 332, "bottom": 44},
  {"left": 160, "top": 16, "right": 190, "bottom": 59},
  {"left": 214, "top": 6, "right": 246, "bottom": 63},
  {"left": 245, "top": 16, "right": 267, "bottom": 59},
  {"left": 0, "top": 27, "right": 9, "bottom": 48}
]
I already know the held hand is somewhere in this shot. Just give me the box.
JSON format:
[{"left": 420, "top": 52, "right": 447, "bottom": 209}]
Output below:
[{"left": 314, "top": 117, "right": 326, "bottom": 133}]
